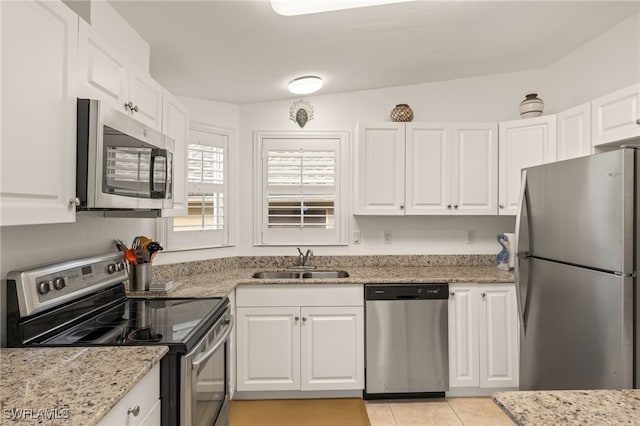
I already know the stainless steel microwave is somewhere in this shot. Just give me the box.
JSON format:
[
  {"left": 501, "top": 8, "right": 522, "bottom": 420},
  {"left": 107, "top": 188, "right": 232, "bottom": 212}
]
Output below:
[{"left": 76, "top": 99, "right": 174, "bottom": 211}]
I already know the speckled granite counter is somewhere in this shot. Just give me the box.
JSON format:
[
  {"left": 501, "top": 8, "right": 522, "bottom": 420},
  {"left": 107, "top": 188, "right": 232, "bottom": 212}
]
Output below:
[
  {"left": 0, "top": 346, "right": 167, "bottom": 425},
  {"left": 129, "top": 255, "right": 514, "bottom": 298},
  {"left": 492, "top": 389, "right": 640, "bottom": 425}
]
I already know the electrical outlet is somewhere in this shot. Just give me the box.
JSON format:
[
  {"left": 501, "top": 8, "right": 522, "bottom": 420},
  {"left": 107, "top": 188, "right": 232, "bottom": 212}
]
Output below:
[
  {"left": 384, "top": 231, "right": 392, "bottom": 244},
  {"left": 353, "top": 230, "right": 361, "bottom": 244},
  {"left": 466, "top": 230, "right": 475, "bottom": 244}
]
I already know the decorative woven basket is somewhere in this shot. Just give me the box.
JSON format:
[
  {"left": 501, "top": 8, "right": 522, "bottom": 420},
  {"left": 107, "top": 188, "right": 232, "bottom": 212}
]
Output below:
[{"left": 390, "top": 104, "right": 414, "bottom": 122}]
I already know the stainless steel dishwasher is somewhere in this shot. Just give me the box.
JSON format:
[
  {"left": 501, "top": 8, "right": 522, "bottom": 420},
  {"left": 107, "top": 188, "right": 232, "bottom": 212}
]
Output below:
[{"left": 364, "top": 283, "right": 449, "bottom": 399}]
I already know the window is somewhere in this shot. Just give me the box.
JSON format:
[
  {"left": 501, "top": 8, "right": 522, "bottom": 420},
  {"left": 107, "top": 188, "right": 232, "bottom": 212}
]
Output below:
[
  {"left": 255, "top": 131, "right": 348, "bottom": 245},
  {"left": 168, "top": 124, "right": 230, "bottom": 250}
]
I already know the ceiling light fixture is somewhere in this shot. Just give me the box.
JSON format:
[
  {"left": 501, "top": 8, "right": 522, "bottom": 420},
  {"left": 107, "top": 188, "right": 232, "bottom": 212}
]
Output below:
[
  {"left": 272, "top": 0, "right": 416, "bottom": 16},
  {"left": 288, "top": 75, "right": 324, "bottom": 95}
]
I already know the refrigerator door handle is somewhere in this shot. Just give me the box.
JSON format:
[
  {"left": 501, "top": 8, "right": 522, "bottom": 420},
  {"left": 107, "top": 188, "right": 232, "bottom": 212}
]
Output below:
[{"left": 515, "top": 170, "right": 531, "bottom": 334}]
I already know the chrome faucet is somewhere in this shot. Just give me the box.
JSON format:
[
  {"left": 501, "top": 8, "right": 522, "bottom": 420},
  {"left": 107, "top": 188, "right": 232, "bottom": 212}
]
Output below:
[{"left": 297, "top": 248, "right": 314, "bottom": 267}]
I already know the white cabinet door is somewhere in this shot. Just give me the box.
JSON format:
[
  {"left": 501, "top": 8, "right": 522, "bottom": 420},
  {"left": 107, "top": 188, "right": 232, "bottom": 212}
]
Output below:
[
  {"left": 448, "top": 285, "right": 480, "bottom": 388},
  {"left": 354, "top": 123, "right": 405, "bottom": 215},
  {"left": 236, "top": 307, "right": 300, "bottom": 391},
  {"left": 300, "top": 306, "right": 364, "bottom": 391},
  {"left": 498, "top": 115, "right": 557, "bottom": 215},
  {"left": 1, "top": 0, "right": 78, "bottom": 226},
  {"left": 557, "top": 102, "right": 592, "bottom": 161},
  {"left": 77, "top": 19, "right": 163, "bottom": 131},
  {"left": 592, "top": 83, "right": 640, "bottom": 146},
  {"left": 478, "top": 285, "right": 519, "bottom": 388},
  {"left": 128, "top": 66, "right": 163, "bottom": 130},
  {"left": 452, "top": 123, "right": 498, "bottom": 215},
  {"left": 405, "top": 123, "right": 451, "bottom": 214},
  {"left": 161, "top": 90, "right": 189, "bottom": 216},
  {"left": 78, "top": 19, "right": 128, "bottom": 114},
  {"left": 98, "top": 363, "right": 160, "bottom": 426}
]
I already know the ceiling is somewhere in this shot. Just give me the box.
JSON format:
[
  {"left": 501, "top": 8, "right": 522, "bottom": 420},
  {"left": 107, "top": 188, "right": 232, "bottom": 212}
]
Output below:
[{"left": 109, "top": 1, "right": 639, "bottom": 105}]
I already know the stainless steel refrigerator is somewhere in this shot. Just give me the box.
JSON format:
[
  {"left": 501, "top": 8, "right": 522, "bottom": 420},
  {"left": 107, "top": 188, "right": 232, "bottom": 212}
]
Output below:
[{"left": 517, "top": 147, "right": 638, "bottom": 390}]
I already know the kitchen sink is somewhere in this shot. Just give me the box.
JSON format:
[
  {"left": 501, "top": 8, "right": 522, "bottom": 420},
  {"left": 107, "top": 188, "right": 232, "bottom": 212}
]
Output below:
[
  {"left": 302, "top": 270, "right": 349, "bottom": 278},
  {"left": 252, "top": 271, "right": 302, "bottom": 279},
  {"left": 252, "top": 270, "right": 350, "bottom": 279}
]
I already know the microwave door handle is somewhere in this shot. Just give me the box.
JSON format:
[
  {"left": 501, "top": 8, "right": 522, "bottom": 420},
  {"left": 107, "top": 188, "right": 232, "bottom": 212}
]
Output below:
[
  {"left": 149, "top": 148, "right": 167, "bottom": 198},
  {"left": 192, "top": 315, "right": 234, "bottom": 375}
]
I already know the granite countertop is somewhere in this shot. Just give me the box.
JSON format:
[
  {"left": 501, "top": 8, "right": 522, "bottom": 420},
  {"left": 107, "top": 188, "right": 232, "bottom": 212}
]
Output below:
[
  {"left": 492, "top": 389, "right": 640, "bottom": 425},
  {"left": 0, "top": 346, "right": 168, "bottom": 425},
  {"left": 129, "top": 264, "right": 515, "bottom": 298}
]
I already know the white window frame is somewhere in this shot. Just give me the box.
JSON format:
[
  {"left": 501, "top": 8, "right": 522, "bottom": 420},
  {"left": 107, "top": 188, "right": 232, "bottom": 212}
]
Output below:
[
  {"left": 254, "top": 130, "right": 349, "bottom": 246},
  {"left": 164, "top": 121, "right": 233, "bottom": 251}
]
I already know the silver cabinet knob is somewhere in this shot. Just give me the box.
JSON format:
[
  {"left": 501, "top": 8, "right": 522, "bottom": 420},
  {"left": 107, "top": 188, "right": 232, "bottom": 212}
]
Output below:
[
  {"left": 132, "top": 104, "right": 139, "bottom": 113},
  {"left": 480, "top": 292, "right": 486, "bottom": 298},
  {"left": 69, "top": 197, "right": 80, "bottom": 207},
  {"left": 499, "top": 204, "right": 505, "bottom": 209},
  {"left": 449, "top": 291, "right": 455, "bottom": 296},
  {"left": 294, "top": 316, "right": 300, "bottom": 321},
  {"left": 124, "top": 101, "right": 134, "bottom": 111},
  {"left": 399, "top": 205, "right": 404, "bottom": 210},
  {"left": 302, "top": 317, "right": 307, "bottom": 322},
  {"left": 127, "top": 406, "right": 140, "bottom": 417},
  {"left": 636, "top": 119, "right": 640, "bottom": 125},
  {"left": 453, "top": 204, "right": 458, "bottom": 209},
  {"left": 447, "top": 204, "right": 452, "bottom": 209}
]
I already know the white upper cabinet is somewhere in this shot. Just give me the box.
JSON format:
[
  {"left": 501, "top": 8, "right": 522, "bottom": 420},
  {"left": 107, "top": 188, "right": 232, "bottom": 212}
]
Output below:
[
  {"left": 1, "top": 0, "right": 78, "bottom": 226},
  {"left": 451, "top": 124, "right": 498, "bottom": 215},
  {"left": 557, "top": 102, "right": 592, "bottom": 161},
  {"left": 354, "top": 123, "right": 405, "bottom": 214},
  {"left": 355, "top": 122, "right": 497, "bottom": 216},
  {"left": 591, "top": 83, "right": 640, "bottom": 146},
  {"left": 498, "top": 115, "right": 557, "bottom": 215},
  {"left": 78, "top": 19, "right": 163, "bottom": 131},
  {"left": 160, "top": 90, "right": 190, "bottom": 216}
]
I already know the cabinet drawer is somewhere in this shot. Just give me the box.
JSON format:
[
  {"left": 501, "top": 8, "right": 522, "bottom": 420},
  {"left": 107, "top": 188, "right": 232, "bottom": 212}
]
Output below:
[
  {"left": 236, "top": 285, "right": 363, "bottom": 307},
  {"left": 98, "top": 363, "right": 160, "bottom": 426}
]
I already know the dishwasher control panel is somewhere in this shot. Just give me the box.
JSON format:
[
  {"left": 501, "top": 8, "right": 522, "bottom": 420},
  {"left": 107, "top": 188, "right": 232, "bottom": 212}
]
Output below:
[{"left": 365, "top": 283, "right": 449, "bottom": 300}]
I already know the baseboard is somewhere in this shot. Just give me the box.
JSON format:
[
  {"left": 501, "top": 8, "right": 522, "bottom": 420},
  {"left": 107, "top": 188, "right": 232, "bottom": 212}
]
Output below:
[
  {"left": 233, "top": 390, "right": 363, "bottom": 400},
  {"left": 446, "top": 387, "right": 519, "bottom": 398}
]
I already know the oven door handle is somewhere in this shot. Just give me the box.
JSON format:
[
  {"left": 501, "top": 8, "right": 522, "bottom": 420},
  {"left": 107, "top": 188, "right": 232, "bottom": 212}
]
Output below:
[{"left": 192, "top": 315, "right": 234, "bottom": 373}]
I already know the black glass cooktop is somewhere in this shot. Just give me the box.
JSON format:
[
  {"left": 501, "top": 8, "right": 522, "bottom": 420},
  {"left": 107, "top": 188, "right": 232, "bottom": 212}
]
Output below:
[{"left": 43, "top": 297, "right": 226, "bottom": 349}]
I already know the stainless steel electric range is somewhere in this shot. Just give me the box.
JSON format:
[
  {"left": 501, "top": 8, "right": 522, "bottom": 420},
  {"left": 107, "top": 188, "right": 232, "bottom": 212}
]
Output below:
[{"left": 6, "top": 252, "right": 232, "bottom": 426}]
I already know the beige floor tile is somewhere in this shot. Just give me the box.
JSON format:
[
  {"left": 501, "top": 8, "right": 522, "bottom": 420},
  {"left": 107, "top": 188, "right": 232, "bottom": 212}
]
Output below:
[
  {"left": 446, "top": 397, "right": 512, "bottom": 426},
  {"left": 365, "top": 401, "right": 398, "bottom": 426},
  {"left": 389, "top": 400, "right": 463, "bottom": 426}
]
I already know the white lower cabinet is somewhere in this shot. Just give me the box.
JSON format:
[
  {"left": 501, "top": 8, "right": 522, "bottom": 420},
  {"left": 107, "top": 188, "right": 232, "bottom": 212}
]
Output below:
[
  {"left": 448, "top": 283, "right": 518, "bottom": 394},
  {"left": 235, "top": 286, "right": 364, "bottom": 393},
  {"left": 98, "top": 363, "right": 160, "bottom": 426}
]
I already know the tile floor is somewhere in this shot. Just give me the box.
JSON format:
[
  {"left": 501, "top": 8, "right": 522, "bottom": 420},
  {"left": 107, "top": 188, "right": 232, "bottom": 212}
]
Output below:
[{"left": 366, "top": 398, "right": 512, "bottom": 426}]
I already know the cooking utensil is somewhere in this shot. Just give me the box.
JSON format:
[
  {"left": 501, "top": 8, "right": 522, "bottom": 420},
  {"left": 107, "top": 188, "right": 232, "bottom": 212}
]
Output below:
[
  {"left": 125, "top": 248, "right": 138, "bottom": 264},
  {"left": 139, "top": 236, "right": 152, "bottom": 250},
  {"left": 147, "top": 241, "right": 163, "bottom": 262},
  {"left": 114, "top": 239, "right": 128, "bottom": 252},
  {"left": 135, "top": 249, "right": 150, "bottom": 264}
]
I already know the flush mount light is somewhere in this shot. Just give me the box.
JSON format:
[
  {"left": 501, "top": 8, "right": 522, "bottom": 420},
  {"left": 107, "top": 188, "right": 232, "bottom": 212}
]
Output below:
[
  {"left": 288, "top": 76, "right": 324, "bottom": 95},
  {"left": 272, "top": 0, "right": 416, "bottom": 16}
]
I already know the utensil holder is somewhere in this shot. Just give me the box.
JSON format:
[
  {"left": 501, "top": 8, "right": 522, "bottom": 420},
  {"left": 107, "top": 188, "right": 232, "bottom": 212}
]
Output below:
[{"left": 129, "top": 263, "right": 152, "bottom": 291}]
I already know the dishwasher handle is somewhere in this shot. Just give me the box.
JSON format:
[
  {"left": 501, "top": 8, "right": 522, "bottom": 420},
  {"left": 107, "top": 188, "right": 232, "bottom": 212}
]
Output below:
[{"left": 365, "top": 283, "right": 449, "bottom": 301}]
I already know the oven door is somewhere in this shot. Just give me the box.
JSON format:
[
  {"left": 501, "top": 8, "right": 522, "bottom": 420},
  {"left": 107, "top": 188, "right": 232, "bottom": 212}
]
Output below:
[{"left": 182, "top": 309, "right": 233, "bottom": 426}]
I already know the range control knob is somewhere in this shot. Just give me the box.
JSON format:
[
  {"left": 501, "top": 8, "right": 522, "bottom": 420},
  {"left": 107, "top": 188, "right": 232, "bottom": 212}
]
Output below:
[
  {"left": 107, "top": 263, "right": 117, "bottom": 274},
  {"left": 53, "top": 277, "right": 66, "bottom": 290},
  {"left": 37, "top": 281, "right": 51, "bottom": 295},
  {"left": 116, "top": 262, "right": 126, "bottom": 272}
]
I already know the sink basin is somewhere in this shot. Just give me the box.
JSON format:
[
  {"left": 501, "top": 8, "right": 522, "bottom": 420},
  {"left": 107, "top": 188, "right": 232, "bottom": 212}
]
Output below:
[
  {"left": 252, "top": 271, "right": 302, "bottom": 279},
  {"left": 302, "top": 270, "right": 350, "bottom": 279},
  {"left": 252, "top": 270, "right": 350, "bottom": 279}
]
